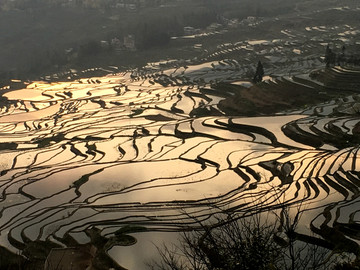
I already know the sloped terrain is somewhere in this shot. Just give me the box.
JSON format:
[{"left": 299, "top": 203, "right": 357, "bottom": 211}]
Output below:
[{"left": 0, "top": 62, "right": 360, "bottom": 268}]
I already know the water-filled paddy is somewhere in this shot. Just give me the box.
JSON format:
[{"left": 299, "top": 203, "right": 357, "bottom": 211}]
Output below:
[{"left": 0, "top": 64, "right": 360, "bottom": 268}]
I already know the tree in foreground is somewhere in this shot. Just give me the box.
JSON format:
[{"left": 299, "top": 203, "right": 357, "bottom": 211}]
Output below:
[
  {"left": 149, "top": 214, "right": 280, "bottom": 270},
  {"left": 149, "top": 207, "right": 358, "bottom": 270}
]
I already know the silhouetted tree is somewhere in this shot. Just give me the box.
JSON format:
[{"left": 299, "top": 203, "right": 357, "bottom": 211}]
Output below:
[
  {"left": 325, "top": 44, "right": 331, "bottom": 67},
  {"left": 253, "top": 60, "right": 264, "bottom": 83},
  {"left": 325, "top": 44, "right": 336, "bottom": 67},
  {"left": 338, "top": 45, "right": 346, "bottom": 65},
  {"left": 149, "top": 207, "right": 356, "bottom": 270}
]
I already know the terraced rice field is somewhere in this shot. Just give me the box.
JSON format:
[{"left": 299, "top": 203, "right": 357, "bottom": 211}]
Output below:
[{"left": 0, "top": 63, "right": 360, "bottom": 268}]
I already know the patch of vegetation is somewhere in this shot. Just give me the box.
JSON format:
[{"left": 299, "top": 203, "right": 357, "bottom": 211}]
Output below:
[
  {"left": 22, "top": 239, "right": 60, "bottom": 262},
  {"left": 0, "top": 239, "right": 62, "bottom": 270},
  {"left": 130, "top": 108, "right": 144, "bottom": 117},
  {"left": 33, "top": 132, "right": 65, "bottom": 148},
  {"left": 0, "top": 246, "right": 26, "bottom": 270},
  {"left": 149, "top": 207, "right": 360, "bottom": 270},
  {"left": 85, "top": 226, "right": 147, "bottom": 269},
  {"left": 218, "top": 66, "right": 360, "bottom": 117},
  {"left": 72, "top": 168, "right": 104, "bottom": 191},
  {"left": 0, "top": 142, "right": 18, "bottom": 151},
  {"left": 114, "top": 225, "right": 148, "bottom": 236}
]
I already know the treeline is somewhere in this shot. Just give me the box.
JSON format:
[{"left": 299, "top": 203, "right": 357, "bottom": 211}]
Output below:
[{"left": 325, "top": 45, "right": 360, "bottom": 67}]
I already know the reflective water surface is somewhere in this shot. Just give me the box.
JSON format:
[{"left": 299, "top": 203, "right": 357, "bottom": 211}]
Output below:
[{"left": 0, "top": 64, "right": 360, "bottom": 268}]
